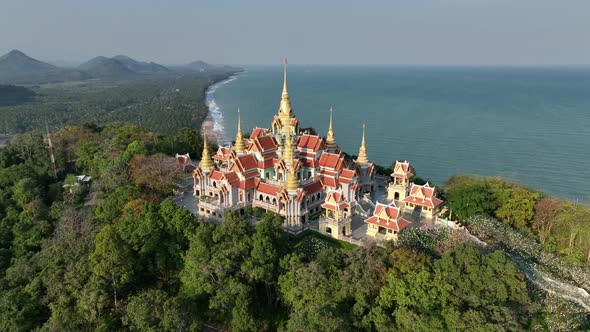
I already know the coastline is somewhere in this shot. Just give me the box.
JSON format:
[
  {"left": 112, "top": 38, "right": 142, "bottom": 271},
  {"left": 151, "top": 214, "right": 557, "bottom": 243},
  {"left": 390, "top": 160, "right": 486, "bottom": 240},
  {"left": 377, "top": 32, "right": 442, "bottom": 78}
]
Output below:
[{"left": 200, "top": 72, "right": 242, "bottom": 145}]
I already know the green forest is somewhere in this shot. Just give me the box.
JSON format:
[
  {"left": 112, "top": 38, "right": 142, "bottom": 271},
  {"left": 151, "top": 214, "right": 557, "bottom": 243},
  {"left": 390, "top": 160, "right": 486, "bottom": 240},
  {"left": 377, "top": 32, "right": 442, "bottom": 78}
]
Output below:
[
  {"left": 1, "top": 123, "right": 589, "bottom": 331},
  {"left": 0, "top": 68, "right": 238, "bottom": 135}
]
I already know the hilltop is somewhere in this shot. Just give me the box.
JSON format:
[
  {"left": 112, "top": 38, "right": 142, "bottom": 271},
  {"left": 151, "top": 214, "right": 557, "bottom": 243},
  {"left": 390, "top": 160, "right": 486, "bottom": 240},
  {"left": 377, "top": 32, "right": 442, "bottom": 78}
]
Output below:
[
  {"left": 0, "top": 50, "right": 88, "bottom": 84},
  {"left": 112, "top": 55, "right": 171, "bottom": 74},
  {"left": 78, "top": 55, "right": 173, "bottom": 79},
  {"left": 78, "top": 56, "right": 138, "bottom": 79}
]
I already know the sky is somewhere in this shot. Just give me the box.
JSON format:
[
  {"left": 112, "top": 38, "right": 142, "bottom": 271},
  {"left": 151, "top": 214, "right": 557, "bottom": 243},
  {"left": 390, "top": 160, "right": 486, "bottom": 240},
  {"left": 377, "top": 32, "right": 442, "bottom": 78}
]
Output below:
[{"left": 1, "top": 0, "right": 589, "bottom": 65}]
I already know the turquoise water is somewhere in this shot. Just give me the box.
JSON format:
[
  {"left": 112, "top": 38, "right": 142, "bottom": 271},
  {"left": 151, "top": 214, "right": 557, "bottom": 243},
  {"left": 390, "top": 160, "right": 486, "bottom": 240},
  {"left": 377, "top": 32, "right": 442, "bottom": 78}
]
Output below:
[{"left": 209, "top": 65, "right": 590, "bottom": 201}]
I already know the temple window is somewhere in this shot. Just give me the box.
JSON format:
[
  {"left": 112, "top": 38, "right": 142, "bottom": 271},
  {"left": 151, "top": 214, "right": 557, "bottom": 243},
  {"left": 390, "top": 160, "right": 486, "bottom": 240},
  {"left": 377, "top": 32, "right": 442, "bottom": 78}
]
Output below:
[{"left": 326, "top": 227, "right": 332, "bottom": 234}]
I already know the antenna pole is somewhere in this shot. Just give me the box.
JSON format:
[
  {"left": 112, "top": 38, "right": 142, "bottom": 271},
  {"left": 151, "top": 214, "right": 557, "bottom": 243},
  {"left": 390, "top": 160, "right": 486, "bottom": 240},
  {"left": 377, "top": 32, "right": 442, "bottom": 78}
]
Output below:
[{"left": 45, "top": 122, "right": 57, "bottom": 179}]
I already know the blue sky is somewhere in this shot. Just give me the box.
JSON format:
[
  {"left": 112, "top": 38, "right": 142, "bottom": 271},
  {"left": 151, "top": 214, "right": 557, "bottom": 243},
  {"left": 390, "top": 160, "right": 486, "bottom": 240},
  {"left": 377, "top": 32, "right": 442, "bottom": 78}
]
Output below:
[{"left": 1, "top": 0, "right": 589, "bottom": 65}]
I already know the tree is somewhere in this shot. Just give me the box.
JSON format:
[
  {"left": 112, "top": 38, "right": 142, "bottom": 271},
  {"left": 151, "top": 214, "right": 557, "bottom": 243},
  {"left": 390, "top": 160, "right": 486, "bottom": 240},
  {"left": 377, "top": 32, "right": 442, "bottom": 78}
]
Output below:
[
  {"left": 242, "top": 213, "right": 285, "bottom": 305},
  {"left": 129, "top": 153, "right": 180, "bottom": 194},
  {"left": 532, "top": 198, "right": 567, "bottom": 244},
  {"left": 445, "top": 179, "right": 496, "bottom": 222},
  {"left": 124, "top": 289, "right": 200, "bottom": 332},
  {"left": 278, "top": 250, "right": 350, "bottom": 331},
  {"left": 90, "top": 225, "right": 134, "bottom": 306},
  {"left": 495, "top": 187, "right": 540, "bottom": 231},
  {"left": 173, "top": 127, "right": 201, "bottom": 157}
]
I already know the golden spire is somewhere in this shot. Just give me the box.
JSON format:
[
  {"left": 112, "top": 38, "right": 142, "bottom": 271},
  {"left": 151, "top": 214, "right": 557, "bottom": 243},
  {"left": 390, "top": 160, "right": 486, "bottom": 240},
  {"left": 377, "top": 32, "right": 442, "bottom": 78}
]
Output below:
[
  {"left": 200, "top": 133, "right": 214, "bottom": 170},
  {"left": 279, "top": 57, "right": 293, "bottom": 125},
  {"left": 282, "top": 130, "right": 294, "bottom": 162},
  {"left": 325, "top": 107, "right": 337, "bottom": 150},
  {"left": 234, "top": 108, "right": 245, "bottom": 153},
  {"left": 357, "top": 123, "right": 369, "bottom": 166}
]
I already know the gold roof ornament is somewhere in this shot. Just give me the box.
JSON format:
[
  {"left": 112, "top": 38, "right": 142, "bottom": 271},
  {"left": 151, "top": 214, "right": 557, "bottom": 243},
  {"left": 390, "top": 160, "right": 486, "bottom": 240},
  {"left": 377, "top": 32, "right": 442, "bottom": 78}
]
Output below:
[
  {"left": 286, "top": 152, "right": 299, "bottom": 192},
  {"left": 279, "top": 57, "right": 293, "bottom": 126},
  {"left": 286, "top": 163, "right": 299, "bottom": 191},
  {"left": 282, "top": 129, "right": 295, "bottom": 163},
  {"left": 357, "top": 123, "right": 369, "bottom": 166},
  {"left": 200, "top": 133, "right": 214, "bottom": 170},
  {"left": 325, "top": 106, "right": 337, "bottom": 150},
  {"left": 234, "top": 108, "right": 246, "bottom": 153}
]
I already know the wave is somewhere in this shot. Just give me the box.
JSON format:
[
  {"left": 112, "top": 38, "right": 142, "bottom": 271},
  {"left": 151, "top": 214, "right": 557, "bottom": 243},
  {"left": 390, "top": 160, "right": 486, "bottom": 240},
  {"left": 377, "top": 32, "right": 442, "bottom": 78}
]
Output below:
[{"left": 205, "top": 73, "right": 243, "bottom": 144}]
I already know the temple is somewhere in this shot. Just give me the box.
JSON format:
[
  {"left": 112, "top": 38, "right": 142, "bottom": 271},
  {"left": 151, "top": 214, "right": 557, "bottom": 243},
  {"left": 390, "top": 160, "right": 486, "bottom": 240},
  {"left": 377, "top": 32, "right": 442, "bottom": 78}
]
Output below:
[{"left": 191, "top": 60, "right": 443, "bottom": 238}]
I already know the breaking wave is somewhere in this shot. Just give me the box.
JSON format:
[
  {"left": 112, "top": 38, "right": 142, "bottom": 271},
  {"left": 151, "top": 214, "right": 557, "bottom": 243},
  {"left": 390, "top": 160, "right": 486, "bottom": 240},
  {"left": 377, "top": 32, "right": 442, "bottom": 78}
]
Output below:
[{"left": 205, "top": 74, "right": 240, "bottom": 143}]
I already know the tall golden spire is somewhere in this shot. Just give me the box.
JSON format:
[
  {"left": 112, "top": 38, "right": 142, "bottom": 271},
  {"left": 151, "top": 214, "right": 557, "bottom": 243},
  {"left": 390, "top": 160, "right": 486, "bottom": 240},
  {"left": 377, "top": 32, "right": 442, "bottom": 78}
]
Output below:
[
  {"left": 234, "top": 108, "right": 245, "bottom": 153},
  {"left": 325, "top": 107, "right": 337, "bottom": 151},
  {"left": 200, "top": 133, "right": 214, "bottom": 170},
  {"left": 357, "top": 123, "right": 369, "bottom": 166},
  {"left": 279, "top": 57, "right": 293, "bottom": 126}
]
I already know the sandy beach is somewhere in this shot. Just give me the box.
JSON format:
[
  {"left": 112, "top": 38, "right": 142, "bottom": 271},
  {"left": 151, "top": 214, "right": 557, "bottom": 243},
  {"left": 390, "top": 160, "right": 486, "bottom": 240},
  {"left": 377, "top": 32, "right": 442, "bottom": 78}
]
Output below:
[
  {"left": 200, "top": 112, "right": 222, "bottom": 144},
  {"left": 199, "top": 73, "right": 241, "bottom": 146}
]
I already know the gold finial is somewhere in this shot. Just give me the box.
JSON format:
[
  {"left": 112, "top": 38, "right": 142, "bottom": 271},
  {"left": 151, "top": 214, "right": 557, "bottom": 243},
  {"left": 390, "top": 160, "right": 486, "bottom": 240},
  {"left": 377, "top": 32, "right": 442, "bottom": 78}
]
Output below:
[
  {"left": 200, "top": 133, "right": 214, "bottom": 170},
  {"left": 286, "top": 148, "right": 299, "bottom": 192},
  {"left": 234, "top": 108, "right": 245, "bottom": 153},
  {"left": 282, "top": 130, "right": 294, "bottom": 162},
  {"left": 326, "top": 106, "right": 337, "bottom": 150},
  {"left": 282, "top": 57, "right": 288, "bottom": 96},
  {"left": 357, "top": 123, "right": 369, "bottom": 166},
  {"left": 286, "top": 161, "right": 299, "bottom": 191},
  {"left": 278, "top": 57, "right": 293, "bottom": 124}
]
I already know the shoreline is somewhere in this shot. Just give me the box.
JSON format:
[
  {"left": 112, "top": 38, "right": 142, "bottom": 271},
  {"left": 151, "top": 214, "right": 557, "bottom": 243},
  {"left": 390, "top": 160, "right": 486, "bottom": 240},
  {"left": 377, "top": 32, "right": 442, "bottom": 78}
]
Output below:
[{"left": 200, "top": 72, "right": 242, "bottom": 145}]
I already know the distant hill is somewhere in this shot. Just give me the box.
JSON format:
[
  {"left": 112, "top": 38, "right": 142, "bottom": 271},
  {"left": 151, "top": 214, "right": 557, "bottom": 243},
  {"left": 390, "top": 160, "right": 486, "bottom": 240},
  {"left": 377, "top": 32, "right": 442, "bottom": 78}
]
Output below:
[
  {"left": 0, "top": 50, "right": 89, "bottom": 84},
  {"left": 186, "top": 60, "right": 215, "bottom": 71},
  {"left": 78, "top": 56, "right": 136, "bottom": 79},
  {"left": 112, "top": 55, "right": 171, "bottom": 74},
  {"left": 79, "top": 55, "right": 174, "bottom": 79}
]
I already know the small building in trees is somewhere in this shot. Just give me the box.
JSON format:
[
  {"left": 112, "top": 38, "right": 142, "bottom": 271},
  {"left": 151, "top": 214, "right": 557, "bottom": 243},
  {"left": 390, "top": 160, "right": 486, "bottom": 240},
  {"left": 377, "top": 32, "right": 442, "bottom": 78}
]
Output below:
[
  {"left": 387, "top": 160, "right": 413, "bottom": 202},
  {"left": 319, "top": 189, "right": 352, "bottom": 239},
  {"left": 175, "top": 153, "right": 196, "bottom": 172},
  {"left": 403, "top": 182, "right": 443, "bottom": 219},
  {"left": 364, "top": 202, "right": 411, "bottom": 241}
]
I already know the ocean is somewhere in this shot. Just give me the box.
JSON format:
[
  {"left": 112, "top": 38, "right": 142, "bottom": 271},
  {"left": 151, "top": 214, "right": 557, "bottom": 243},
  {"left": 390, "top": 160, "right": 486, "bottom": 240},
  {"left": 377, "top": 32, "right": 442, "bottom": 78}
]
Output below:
[{"left": 206, "top": 65, "right": 590, "bottom": 201}]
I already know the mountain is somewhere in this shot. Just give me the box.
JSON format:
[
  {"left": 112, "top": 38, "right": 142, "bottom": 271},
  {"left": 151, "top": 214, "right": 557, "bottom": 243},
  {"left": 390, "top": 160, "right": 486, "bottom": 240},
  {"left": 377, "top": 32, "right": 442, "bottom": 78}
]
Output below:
[
  {"left": 185, "top": 60, "right": 215, "bottom": 71},
  {"left": 78, "top": 56, "right": 136, "bottom": 79},
  {"left": 0, "top": 50, "right": 88, "bottom": 84},
  {"left": 112, "top": 55, "right": 171, "bottom": 74},
  {"left": 79, "top": 55, "right": 173, "bottom": 79}
]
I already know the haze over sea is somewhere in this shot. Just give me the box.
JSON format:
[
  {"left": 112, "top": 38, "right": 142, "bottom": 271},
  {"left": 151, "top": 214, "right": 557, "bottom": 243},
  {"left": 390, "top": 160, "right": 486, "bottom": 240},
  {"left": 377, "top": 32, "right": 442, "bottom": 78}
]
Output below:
[{"left": 208, "top": 65, "right": 590, "bottom": 202}]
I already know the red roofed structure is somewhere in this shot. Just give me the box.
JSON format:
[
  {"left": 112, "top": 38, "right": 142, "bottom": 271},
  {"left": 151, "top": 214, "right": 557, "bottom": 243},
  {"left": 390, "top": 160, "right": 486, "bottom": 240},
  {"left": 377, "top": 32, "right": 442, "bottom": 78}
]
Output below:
[
  {"left": 176, "top": 153, "right": 196, "bottom": 172},
  {"left": 403, "top": 183, "right": 443, "bottom": 218},
  {"left": 365, "top": 202, "right": 411, "bottom": 241},
  {"left": 297, "top": 134, "right": 325, "bottom": 152}
]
